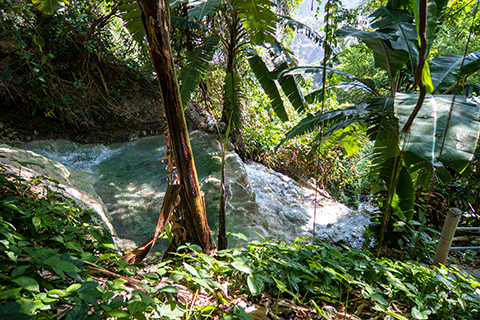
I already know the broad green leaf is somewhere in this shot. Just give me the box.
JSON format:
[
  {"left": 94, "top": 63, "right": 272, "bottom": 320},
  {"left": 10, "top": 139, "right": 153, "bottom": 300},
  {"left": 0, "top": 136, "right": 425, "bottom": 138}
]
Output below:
[
  {"left": 188, "top": 0, "right": 220, "bottom": 21},
  {"left": 159, "top": 285, "right": 179, "bottom": 293},
  {"left": 275, "top": 62, "right": 306, "bottom": 113},
  {"left": 370, "top": 6, "right": 418, "bottom": 72},
  {"left": 183, "top": 262, "right": 200, "bottom": 278},
  {"left": 363, "top": 37, "right": 409, "bottom": 78},
  {"left": 106, "top": 309, "right": 129, "bottom": 318},
  {"left": 337, "top": 27, "right": 408, "bottom": 78},
  {"left": 65, "top": 304, "right": 89, "bottom": 320},
  {"left": 13, "top": 276, "right": 40, "bottom": 292},
  {"left": 178, "top": 35, "right": 219, "bottom": 106},
  {"left": 247, "top": 274, "right": 264, "bottom": 296},
  {"left": 119, "top": 0, "right": 146, "bottom": 44},
  {"left": 430, "top": 51, "right": 480, "bottom": 93},
  {"left": 396, "top": 93, "right": 480, "bottom": 183},
  {"left": 424, "top": 0, "right": 438, "bottom": 56},
  {"left": 57, "top": 260, "right": 81, "bottom": 273},
  {"left": 11, "top": 265, "right": 29, "bottom": 278},
  {"left": 0, "top": 288, "right": 22, "bottom": 300},
  {"left": 247, "top": 51, "right": 287, "bottom": 121},
  {"left": 411, "top": 306, "right": 430, "bottom": 319},
  {"left": 421, "top": 61, "right": 434, "bottom": 94},
  {"left": 230, "top": 261, "right": 252, "bottom": 274},
  {"left": 32, "top": 0, "right": 68, "bottom": 15},
  {"left": 66, "top": 283, "right": 81, "bottom": 293}
]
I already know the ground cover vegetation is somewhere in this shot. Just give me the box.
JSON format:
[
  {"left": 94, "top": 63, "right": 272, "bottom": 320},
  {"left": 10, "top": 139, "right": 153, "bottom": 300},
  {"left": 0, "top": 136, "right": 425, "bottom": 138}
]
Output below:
[
  {"left": 1, "top": 169, "right": 479, "bottom": 319},
  {"left": 1, "top": 0, "right": 480, "bottom": 318}
]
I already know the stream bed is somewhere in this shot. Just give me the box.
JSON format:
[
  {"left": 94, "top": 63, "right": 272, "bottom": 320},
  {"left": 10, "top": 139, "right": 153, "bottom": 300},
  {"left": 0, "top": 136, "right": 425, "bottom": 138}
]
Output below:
[{"left": 22, "top": 131, "right": 375, "bottom": 251}]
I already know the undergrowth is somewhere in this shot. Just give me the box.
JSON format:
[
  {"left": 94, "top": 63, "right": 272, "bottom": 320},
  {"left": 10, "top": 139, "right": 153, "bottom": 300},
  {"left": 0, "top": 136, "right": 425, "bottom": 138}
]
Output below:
[{"left": 0, "top": 166, "right": 479, "bottom": 319}]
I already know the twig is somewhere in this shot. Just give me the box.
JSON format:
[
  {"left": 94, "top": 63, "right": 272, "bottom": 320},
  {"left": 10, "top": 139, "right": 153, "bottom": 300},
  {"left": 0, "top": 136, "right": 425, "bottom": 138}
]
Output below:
[{"left": 83, "top": 260, "right": 149, "bottom": 292}]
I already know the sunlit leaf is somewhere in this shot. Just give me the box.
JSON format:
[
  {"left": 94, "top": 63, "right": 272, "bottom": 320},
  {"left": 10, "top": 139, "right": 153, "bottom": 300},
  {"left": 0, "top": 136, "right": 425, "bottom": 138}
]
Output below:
[
  {"left": 31, "top": 0, "right": 68, "bottom": 15},
  {"left": 396, "top": 93, "right": 480, "bottom": 183}
]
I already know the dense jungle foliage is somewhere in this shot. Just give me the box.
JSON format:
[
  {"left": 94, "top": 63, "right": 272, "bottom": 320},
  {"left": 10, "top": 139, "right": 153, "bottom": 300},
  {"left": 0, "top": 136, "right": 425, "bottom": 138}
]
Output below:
[{"left": 1, "top": 0, "right": 480, "bottom": 318}]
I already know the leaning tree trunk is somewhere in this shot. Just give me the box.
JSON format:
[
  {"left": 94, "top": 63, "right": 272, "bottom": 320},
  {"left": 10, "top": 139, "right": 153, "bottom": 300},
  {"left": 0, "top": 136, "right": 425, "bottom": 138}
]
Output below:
[{"left": 137, "top": 0, "right": 213, "bottom": 253}]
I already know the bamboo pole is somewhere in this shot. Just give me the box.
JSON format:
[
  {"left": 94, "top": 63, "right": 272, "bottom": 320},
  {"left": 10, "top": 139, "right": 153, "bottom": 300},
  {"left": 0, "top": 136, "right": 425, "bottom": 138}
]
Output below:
[{"left": 433, "top": 208, "right": 462, "bottom": 266}]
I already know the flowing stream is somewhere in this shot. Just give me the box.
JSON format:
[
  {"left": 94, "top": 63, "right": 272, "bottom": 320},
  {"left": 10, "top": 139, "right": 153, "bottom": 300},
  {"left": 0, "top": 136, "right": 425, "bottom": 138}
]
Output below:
[{"left": 22, "top": 131, "right": 374, "bottom": 251}]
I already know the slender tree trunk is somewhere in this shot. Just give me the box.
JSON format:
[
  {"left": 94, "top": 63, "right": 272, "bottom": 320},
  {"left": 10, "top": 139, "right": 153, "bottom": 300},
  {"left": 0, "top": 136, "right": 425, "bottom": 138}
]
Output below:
[
  {"left": 221, "top": 10, "right": 239, "bottom": 125},
  {"left": 137, "top": 0, "right": 213, "bottom": 253},
  {"left": 221, "top": 10, "right": 247, "bottom": 160}
]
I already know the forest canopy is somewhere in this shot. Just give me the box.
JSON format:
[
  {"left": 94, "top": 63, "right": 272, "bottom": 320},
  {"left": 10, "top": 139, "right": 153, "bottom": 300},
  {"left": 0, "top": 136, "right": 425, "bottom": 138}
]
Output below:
[{"left": 1, "top": 0, "right": 480, "bottom": 319}]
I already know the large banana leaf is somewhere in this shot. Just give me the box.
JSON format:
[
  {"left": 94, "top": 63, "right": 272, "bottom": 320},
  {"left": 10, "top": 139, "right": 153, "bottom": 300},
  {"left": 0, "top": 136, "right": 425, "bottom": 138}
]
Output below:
[
  {"left": 282, "top": 66, "right": 378, "bottom": 102},
  {"left": 32, "top": 0, "right": 67, "bottom": 15},
  {"left": 370, "top": 6, "right": 418, "bottom": 73},
  {"left": 336, "top": 27, "right": 409, "bottom": 78},
  {"left": 429, "top": 51, "right": 480, "bottom": 93},
  {"left": 395, "top": 93, "right": 480, "bottom": 184},
  {"left": 459, "top": 51, "right": 480, "bottom": 78},
  {"left": 119, "top": 0, "right": 146, "bottom": 44},
  {"left": 178, "top": 35, "right": 219, "bottom": 106},
  {"left": 236, "top": 0, "right": 276, "bottom": 46},
  {"left": 188, "top": 0, "right": 220, "bottom": 21},
  {"left": 247, "top": 50, "right": 288, "bottom": 121},
  {"left": 223, "top": 71, "right": 243, "bottom": 127},
  {"left": 270, "top": 60, "right": 306, "bottom": 113},
  {"left": 171, "top": 16, "right": 208, "bottom": 30},
  {"left": 277, "top": 102, "right": 375, "bottom": 148}
]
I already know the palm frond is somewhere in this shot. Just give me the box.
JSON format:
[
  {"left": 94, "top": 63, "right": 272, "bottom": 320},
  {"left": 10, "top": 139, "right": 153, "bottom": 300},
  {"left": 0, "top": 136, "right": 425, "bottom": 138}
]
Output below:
[
  {"left": 277, "top": 15, "right": 323, "bottom": 45},
  {"left": 178, "top": 35, "right": 220, "bottom": 106},
  {"left": 236, "top": 0, "right": 276, "bottom": 46}
]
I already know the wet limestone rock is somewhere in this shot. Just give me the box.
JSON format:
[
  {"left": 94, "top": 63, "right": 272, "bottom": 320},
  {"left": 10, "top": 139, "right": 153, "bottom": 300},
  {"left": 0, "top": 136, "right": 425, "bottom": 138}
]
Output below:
[{"left": 0, "top": 144, "right": 116, "bottom": 239}]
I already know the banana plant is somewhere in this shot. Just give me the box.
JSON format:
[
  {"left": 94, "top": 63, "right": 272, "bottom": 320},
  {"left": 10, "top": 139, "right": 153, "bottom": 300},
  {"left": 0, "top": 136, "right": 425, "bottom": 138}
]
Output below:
[{"left": 278, "top": 1, "right": 480, "bottom": 251}]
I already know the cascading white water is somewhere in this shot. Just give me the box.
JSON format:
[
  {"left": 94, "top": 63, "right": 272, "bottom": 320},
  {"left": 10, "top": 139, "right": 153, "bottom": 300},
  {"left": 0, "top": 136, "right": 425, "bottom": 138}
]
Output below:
[{"left": 22, "top": 132, "right": 373, "bottom": 251}]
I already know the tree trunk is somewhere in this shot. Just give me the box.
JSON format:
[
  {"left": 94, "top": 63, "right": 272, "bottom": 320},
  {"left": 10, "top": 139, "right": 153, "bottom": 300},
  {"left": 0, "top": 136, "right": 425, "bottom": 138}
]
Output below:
[
  {"left": 220, "top": 10, "right": 247, "bottom": 160},
  {"left": 137, "top": 0, "right": 213, "bottom": 253}
]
